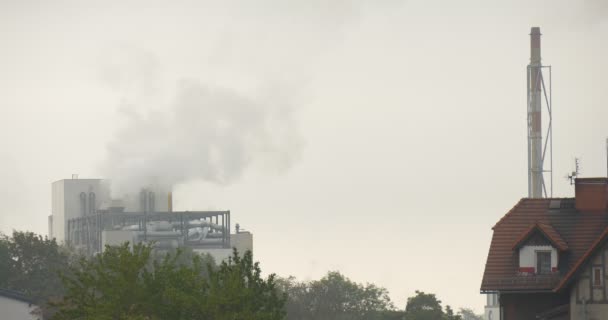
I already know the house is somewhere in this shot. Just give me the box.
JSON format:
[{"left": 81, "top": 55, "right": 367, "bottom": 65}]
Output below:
[
  {"left": 481, "top": 178, "right": 608, "bottom": 320},
  {"left": 0, "top": 288, "right": 40, "bottom": 319}
]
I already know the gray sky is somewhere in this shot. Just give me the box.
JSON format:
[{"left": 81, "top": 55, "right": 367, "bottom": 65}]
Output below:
[{"left": 2, "top": 0, "right": 608, "bottom": 312}]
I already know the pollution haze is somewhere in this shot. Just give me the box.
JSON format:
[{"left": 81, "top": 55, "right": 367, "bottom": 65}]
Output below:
[{"left": 1, "top": 0, "right": 608, "bottom": 313}]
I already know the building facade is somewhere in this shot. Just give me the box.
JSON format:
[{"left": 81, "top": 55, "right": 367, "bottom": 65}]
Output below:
[{"left": 481, "top": 178, "right": 608, "bottom": 320}]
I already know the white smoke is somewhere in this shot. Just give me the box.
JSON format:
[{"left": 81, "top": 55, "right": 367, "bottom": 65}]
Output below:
[{"left": 101, "top": 77, "right": 302, "bottom": 194}]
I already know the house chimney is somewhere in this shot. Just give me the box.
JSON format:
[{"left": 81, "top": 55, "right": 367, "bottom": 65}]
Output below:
[{"left": 575, "top": 178, "right": 608, "bottom": 212}]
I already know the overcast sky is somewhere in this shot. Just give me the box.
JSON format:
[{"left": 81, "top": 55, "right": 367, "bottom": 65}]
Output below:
[{"left": 2, "top": 0, "right": 608, "bottom": 312}]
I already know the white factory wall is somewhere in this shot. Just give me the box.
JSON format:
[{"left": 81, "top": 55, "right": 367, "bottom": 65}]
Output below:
[
  {"left": 195, "top": 233, "right": 254, "bottom": 263},
  {"left": 518, "top": 245, "right": 558, "bottom": 270},
  {"left": 51, "top": 180, "right": 64, "bottom": 241},
  {"left": 0, "top": 296, "right": 39, "bottom": 320},
  {"left": 102, "top": 230, "right": 137, "bottom": 248},
  {"left": 101, "top": 231, "right": 253, "bottom": 263},
  {"left": 231, "top": 232, "right": 253, "bottom": 255},
  {"left": 50, "top": 178, "right": 110, "bottom": 243},
  {"left": 194, "top": 248, "right": 237, "bottom": 262}
]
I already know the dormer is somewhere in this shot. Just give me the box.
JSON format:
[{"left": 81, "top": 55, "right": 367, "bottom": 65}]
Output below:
[{"left": 512, "top": 222, "right": 568, "bottom": 275}]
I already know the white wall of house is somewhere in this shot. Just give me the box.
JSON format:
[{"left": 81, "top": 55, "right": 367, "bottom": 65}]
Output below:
[
  {"left": 519, "top": 245, "right": 558, "bottom": 270},
  {"left": 484, "top": 293, "right": 500, "bottom": 320},
  {"left": 0, "top": 296, "right": 39, "bottom": 320}
]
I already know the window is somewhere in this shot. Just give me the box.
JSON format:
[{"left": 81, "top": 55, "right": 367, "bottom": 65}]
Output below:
[
  {"left": 593, "top": 267, "right": 603, "bottom": 286},
  {"left": 536, "top": 251, "right": 552, "bottom": 274}
]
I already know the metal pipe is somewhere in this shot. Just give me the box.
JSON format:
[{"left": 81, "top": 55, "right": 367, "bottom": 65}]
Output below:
[
  {"left": 80, "top": 192, "right": 87, "bottom": 217},
  {"left": 168, "top": 192, "right": 173, "bottom": 213}
]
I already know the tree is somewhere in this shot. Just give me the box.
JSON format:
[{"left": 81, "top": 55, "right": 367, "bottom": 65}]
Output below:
[
  {"left": 52, "top": 243, "right": 284, "bottom": 319},
  {"left": 404, "top": 290, "right": 444, "bottom": 320},
  {"left": 444, "top": 305, "right": 462, "bottom": 320},
  {"left": 278, "top": 271, "right": 397, "bottom": 320},
  {"left": 0, "top": 231, "right": 70, "bottom": 318},
  {"left": 458, "top": 308, "right": 483, "bottom": 320},
  {"left": 203, "top": 249, "right": 286, "bottom": 320}
]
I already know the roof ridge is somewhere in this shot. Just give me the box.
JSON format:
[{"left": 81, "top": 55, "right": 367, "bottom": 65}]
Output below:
[
  {"left": 0, "top": 288, "right": 34, "bottom": 304},
  {"left": 493, "top": 198, "right": 526, "bottom": 230}
]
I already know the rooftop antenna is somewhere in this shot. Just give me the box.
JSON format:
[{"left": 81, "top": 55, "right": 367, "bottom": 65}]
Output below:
[
  {"left": 527, "top": 27, "right": 553, "bottom": 198},
  {"left": 567, "top": 158, "right": 580, "bottom": 185},
  {"left": 606, "top": 137, "right": 608, "bottom": 177}
]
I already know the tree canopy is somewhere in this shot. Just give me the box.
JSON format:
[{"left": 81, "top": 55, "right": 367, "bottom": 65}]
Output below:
[
  {"left": 278, "top": 271, "right": 397, "bottom": 320},
  {"left": 52, "top": 243, "right": 285, "bottom": 320},
  {"left": 404, "top": 290, "right": 444, "bottom": 320},
  {"left": 0, "top": 231, "right": 69, "bottom": 317},
  {"left": 0, "top": 230, "right": 484, "bottom": 320}
]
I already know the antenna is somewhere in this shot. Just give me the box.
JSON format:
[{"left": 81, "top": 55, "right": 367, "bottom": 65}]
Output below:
[
  {"left": 606, "top": 137, "right": 608, "bottom": 177},
  {"left": 567, "top": 158, "right": 580, "bottom": 185}
]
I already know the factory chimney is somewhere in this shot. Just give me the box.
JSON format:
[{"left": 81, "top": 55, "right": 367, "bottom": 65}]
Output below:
[{"left": 528, "top": 27, "right": 544, "bottom": 198}]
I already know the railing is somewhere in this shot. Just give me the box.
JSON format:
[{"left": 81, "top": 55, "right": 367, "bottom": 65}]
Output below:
[{"left": 488, "top": 274, "right": 562, "bottom": 289}]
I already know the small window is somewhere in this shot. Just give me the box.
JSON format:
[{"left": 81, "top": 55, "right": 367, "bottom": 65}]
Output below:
[
  {"left": 536, "top": 251, "right": 552, "bottom": 274},
  {"left": 593, "top": 267, "right": 603, "bottom": 286}
]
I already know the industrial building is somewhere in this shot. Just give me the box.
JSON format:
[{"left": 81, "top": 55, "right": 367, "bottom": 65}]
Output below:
[{"left": 48, "top": 177, "right": 252, "bottom": 261}]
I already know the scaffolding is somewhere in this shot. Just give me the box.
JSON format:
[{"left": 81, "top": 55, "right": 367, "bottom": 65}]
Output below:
[{"left": 67, "top": 210, "right": 231, "bottom": 255}]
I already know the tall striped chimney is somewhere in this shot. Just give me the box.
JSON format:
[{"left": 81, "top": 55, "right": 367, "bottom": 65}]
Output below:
[{"left": 528, "top": 27, "right": 543, "bottom": 198}]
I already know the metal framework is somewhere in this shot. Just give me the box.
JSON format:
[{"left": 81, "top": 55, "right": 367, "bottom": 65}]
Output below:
[
  {"left": 67, "top": 210, "right": 231, "bottom": 256},
  {"left": 527, "top": 64, "right": 553, "bottom": 198}
]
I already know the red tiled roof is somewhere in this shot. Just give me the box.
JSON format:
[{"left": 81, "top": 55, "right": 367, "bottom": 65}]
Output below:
[
  {"left": 481, "top": 198, "right": 608, "bottom": 292},
  {"left": 511, "top": 222, "right": 569, "bottom": 251},
  {"left": 554, "top": 226, "right": 608, "bottom": 292}
]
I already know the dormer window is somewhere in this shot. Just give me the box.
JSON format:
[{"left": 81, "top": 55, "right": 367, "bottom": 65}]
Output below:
[
  {"left": 512, "top": 222, "right": 568, "bottom": 275},
  {"left": 536, "top": 251, "right": 552, "bottom": 274}
]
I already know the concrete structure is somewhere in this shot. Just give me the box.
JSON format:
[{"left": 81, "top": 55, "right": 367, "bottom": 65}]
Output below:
[
  {"left": 50, "top": 178, "right": 110, "bottom": 243},
  {"left": 0, "top": 289, "right": 39, "bottom": 320},
  {"left": 50, "top": 177, "right": 253, "bottom": 262},
  {"left": 50, "top": 178, "right": 171, "bottom": 243}
]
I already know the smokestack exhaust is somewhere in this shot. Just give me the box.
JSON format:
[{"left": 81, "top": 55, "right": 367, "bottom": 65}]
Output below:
[{"left": 528, "top": 27, "right": 546, "bottom": 198}]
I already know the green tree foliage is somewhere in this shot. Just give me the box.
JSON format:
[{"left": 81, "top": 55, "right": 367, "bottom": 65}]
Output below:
[
  {"left": 0, "top": 231, "right": 70, "bottom": 317},
  {"left": 278, "top": 271, "right": 398, "bottom": 320},
  {"left": 52, "top": 243, "right": 285, "bottom": 320},
  {"left": 458, "top": 308, "right": 483, "bottom": 320},
  {"left": 204, "top": 249, "right": 286, "bottom": 320},
  {"left": 443, "top": 305, "right": 462, "bottom": 320},
  {"left": 404, "top": 290, "right": 444, "bottom": 320}
]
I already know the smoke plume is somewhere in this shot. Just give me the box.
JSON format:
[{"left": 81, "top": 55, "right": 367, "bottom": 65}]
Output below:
[{"left": 101, "top": 78, "right": 302, "bottom": 194}]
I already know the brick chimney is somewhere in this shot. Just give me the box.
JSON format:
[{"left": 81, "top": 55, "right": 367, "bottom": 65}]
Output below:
[{"left": 575, "top": 178, "right": 608, "bottom": 212}]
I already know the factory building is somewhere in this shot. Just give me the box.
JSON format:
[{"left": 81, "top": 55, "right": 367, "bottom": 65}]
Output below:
[{"left": 48, "top": 177, "right": 252, "bottom": 261}]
